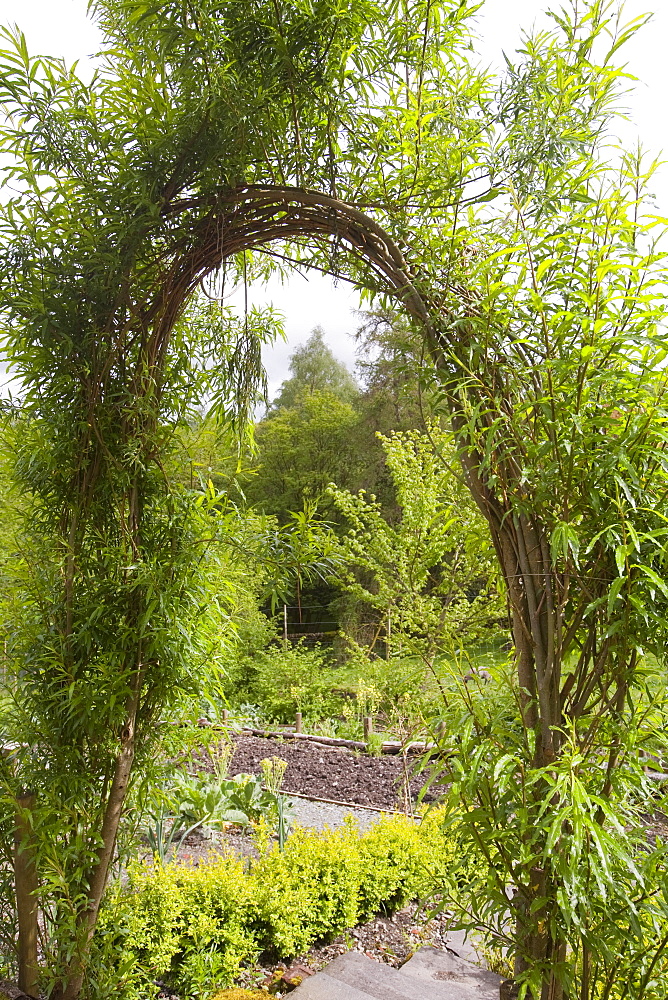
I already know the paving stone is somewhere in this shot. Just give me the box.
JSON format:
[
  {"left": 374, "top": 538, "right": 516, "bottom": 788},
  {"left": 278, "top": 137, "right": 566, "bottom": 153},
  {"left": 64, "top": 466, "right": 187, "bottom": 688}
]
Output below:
[
  {"left": 439, "top": 929, "right": 487, "bottom": 967},
  {"left": 289, "top": 970, "right": 374, "bottom": 999},
  {"left": 400, "top": 946, "right": 501, "bottom": 999},
  {"left": 0, "top": 981, "right": 34, "bottom": 1000},
  {"left": 310, "top": 951, "right": 483, "bottom": 1000}
]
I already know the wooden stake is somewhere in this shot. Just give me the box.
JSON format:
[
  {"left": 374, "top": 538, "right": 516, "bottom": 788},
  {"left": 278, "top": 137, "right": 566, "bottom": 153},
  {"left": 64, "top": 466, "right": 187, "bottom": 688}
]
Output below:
[
  {"left": 15, "top": 792, "right": 38, "bottom": 998},
  {"left": 363, "top": 716, "right": 373, "bottom": 740},
  {"left": 283, "top": 604, "right": 288, "bottom": 643},
  {"left": 221, "top": 709, "right": 229, "bottom": 723},
  {"left": 295, "top": 711, "right": 302, "bottom": 734}
]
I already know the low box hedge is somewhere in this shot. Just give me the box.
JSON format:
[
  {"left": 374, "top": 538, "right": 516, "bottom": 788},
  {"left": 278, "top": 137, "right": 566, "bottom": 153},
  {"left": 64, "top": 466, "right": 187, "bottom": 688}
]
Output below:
[{"left": 94, "top": 810, "right": 455, "bottom": 1000}]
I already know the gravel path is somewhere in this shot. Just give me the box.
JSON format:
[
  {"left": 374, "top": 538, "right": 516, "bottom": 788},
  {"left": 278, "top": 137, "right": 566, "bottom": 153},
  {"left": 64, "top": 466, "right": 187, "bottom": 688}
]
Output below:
[{"left": 289, "top": 794, "right": 405, "bottom": 833}]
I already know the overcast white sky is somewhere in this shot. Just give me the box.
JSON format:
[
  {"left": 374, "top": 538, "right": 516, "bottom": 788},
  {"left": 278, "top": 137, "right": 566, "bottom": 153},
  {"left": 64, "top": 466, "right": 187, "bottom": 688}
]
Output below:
[{"left": 0, "top": 0, "right": 665, "bottom": 397}]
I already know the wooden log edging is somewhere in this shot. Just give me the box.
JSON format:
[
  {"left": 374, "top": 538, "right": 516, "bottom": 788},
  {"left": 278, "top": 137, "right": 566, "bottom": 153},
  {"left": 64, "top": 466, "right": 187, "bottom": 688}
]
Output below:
[{"left": 237, "top": 725, "right": 436, "bottom": 755}]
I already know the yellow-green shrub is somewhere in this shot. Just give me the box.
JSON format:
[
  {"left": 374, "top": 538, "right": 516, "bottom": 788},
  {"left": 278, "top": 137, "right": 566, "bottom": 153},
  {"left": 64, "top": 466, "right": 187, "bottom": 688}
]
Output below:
[
  {"left": 99, "top": 852, "right": 257, "bottom": 998},
  {"left": 253, "top": 822, "right": 365, "bottom": 956},
  {"left": 356, "top": 811, "right": 452, "bottom": 919},
  {"left": 96, "top": 811, "right": 454, "bottom": 1000}
]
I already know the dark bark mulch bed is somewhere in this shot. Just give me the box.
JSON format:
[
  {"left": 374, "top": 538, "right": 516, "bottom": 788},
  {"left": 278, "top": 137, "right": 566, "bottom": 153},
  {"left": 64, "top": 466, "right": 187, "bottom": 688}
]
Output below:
[
  {"left": 194, "top": 734, "right": 440, "bottom": 811},
  {"left": 231, "top": 901, "right": 463, "bottom": 995}
]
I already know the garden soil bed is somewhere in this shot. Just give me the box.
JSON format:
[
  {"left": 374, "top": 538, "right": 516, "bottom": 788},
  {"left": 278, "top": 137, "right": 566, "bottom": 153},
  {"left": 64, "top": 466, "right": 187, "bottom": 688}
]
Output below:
[{"left": 193, "top": 734, "right": 440, "bottom": 811}]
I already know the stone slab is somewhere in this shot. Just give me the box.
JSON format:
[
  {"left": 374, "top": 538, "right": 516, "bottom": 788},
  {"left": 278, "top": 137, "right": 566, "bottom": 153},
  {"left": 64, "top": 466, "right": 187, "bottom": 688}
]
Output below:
[
  {"left": 440, "top": 929, "right": 486, "bottom": 967},
  {"left": 400, "top": 946, "right": 501, "bottom": 999},
  {"left": 318, "top": 951, "right": 482, "bottom": 1000},
  {"left": 0, "top": 982, "right": 34, "bottom": 1000},
  {"left": 290, "top": 970, "right": 374, "bottom": 999}
]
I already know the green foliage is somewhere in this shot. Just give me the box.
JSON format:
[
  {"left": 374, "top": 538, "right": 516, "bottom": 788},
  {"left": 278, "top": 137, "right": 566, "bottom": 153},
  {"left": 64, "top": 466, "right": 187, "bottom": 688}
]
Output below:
[
  {"left": 144, "top": 808, "right": 203, "bottom": 866},
  {"left": 246, "top": 391, "right": 361, "bottom": 522},
  {"left": 336, "top": 644, "right": 511, "bottom": 736},
  {"left": 247, "top": 315, "right": 435, "bottom": 528},
  {"left": 0, "top": 304, "right": 273, "bottom": 994},
  {"left": 330, "top": 426, "right": 505, "bottom": 659},
  {"left": 227, "top": 641, "right": 340, "bottom": 723},
  {"left": 98, "top": 810, "right": 455, "bottom": 999},
  {"left": 101, "top": 854, "right": 257, "bottom": 1000},
  {"left": 178, "top": 507, "right": 282, "bottom": 721},
  {"left": 138, "top": 728, "right": 295, "bottom": 853},
  {"left": 429, "top": 666, "right": 668, "bottom": 1000},
  {"left": 351, "top": 310, "right": 430, "bottom": 511},
  {"left": 173, "top": 772, "right": 261, "bottom": 828},
  {"left": 421, "top": 10, "right": 668, "bottom": 989},
  {"left": 223, "top": 628, "right": 511, "bottom": 737},
  {"left": 254, "top": 503, "right": 342, "bottom": 615},
  {"left": 259, "top": 757, "right": 291, "bottom": 848},
  {"left": 143, "top": 765, "right": 294, "bottom": 862},
  {"left": 246, "top": 313, "right": 435, "bottom": 541}
]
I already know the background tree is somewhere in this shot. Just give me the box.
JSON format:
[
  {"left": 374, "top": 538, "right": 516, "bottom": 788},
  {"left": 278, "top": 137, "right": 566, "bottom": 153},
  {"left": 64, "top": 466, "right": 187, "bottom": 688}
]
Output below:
[
  {"left": 330, "top": 426, "right": 504, "bottom": 660},
  {"left": 270, "top": 326, "right": 359, "bottom": 411},
  {"left": 245, "top": 315, "right": 440, "bottom": 630},
  {"left": 247, "top": 312, "right": 436, "bottom": 523},
  {"left": 245, "top": 391, "right": 361, "bottom": 521},
  {"left": 352, "top": 309, "right": 434, "bottom": 514}
]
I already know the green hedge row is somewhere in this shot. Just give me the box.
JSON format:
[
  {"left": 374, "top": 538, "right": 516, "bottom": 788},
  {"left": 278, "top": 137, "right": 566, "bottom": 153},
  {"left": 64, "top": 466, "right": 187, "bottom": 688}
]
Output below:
[{"left": 94, "top": 811, "right": 455, "bottom": 1000}]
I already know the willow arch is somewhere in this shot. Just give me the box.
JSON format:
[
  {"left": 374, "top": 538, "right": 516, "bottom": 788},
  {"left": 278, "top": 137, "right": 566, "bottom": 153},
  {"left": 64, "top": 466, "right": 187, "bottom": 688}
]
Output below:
[
  {"left": 3, "top": 2, "right": 666, "bottom": 996},
  {"left": 9, "top": 176, "right": 573, "bottom": 999},
  {"left": 141, "top": 185, "right": 575, "bottom": 981},
  {"left": 152, "top": 182, "right": 536, "bottom": 754}
]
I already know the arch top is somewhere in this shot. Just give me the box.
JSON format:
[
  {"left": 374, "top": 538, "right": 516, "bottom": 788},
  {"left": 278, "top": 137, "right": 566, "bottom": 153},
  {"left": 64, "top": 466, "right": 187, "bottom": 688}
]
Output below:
[{"left": 155, "top": 183, "right": 436, "bottom": 343}]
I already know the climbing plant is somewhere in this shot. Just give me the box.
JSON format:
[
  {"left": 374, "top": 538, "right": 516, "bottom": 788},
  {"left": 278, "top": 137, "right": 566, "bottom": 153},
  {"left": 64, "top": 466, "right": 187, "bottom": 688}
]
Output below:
[{"left": 0, "top": 2, "right": 666, "bottom": 999}]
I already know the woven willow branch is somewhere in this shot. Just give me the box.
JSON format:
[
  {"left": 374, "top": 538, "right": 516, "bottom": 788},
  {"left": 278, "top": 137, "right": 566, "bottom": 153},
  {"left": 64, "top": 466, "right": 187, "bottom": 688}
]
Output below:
[{"left": 152, "top": 184, "right": 440, "bottom": 353}]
